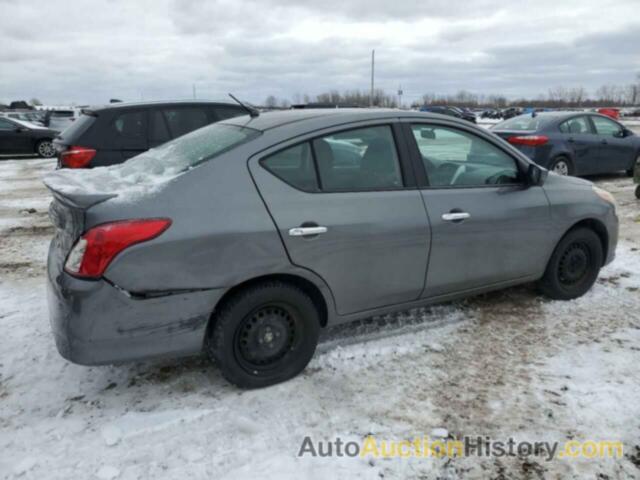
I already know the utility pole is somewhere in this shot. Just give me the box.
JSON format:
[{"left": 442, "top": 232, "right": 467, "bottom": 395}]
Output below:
[
  {"left": 192, "top": 84, "right": 196, "bottom": 99},
  {"left": 370, "top": 49, "right": 375, "bottom": 108},
  {"left": 397, "top": 84, "right": 403, "bottom": 109}
]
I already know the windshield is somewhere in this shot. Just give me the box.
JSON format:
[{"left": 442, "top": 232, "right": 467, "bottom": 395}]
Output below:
[
  {"left": 494, "top": 115, "right": 552, "bottom": 131},
  {"left": 121, "top": 122, "right": 261, "bottom": 176}
]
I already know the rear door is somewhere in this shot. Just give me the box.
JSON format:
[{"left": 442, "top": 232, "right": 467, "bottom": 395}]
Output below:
[
  {"left": 404, "top": 120, "right": 552, "bottom": 298},
  {"left": 589, "top": 115, "right": 635, "bottom": 173},
  {"left": 558, "top": 115, "right": 600, "bottom": 175},
  {"left": 249, "top": 121, "right": 431, "bottom": 316}
]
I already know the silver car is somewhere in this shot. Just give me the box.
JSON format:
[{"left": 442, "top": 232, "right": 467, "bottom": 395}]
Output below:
[{"left": 45, "top": 109, "right": 618, "bottom": 388}]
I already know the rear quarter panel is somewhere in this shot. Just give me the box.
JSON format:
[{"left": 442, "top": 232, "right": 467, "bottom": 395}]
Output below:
[{"left": 90, "top": 143, "right": 292, "bottom": 293}]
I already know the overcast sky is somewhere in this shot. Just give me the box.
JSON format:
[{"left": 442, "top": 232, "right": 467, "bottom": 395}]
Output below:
[{"left": 1, "top": 0, "right": 639, "bottom": 105}]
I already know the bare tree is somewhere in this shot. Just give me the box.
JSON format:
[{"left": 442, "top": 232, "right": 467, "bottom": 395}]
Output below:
[{"left": 264, "top": 95, "right": 278, "bottom": 108}]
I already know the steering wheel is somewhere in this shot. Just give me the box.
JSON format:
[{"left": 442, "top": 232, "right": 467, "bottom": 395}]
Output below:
[
  {"left": 449, "top": 164, "right": 466, "bottom": 186},
  {"left": 485, "top": 169, "right": 516, "bottom": 185}
]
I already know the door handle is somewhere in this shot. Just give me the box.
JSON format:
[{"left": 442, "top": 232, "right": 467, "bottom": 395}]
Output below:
[
  {"left": 442, "top": 212, "right": 470, "bottom": 222},
  {"left": 567, "top": 137, "right": 575, "bottom": 143},
  {"left": 288, "top": 226, "right": 328, "bottom": 237},
  {"left": 601, "top": 139, "right": 608, "bottom": 145}
]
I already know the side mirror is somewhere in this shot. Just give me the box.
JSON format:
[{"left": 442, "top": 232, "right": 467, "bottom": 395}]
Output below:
[
  {"left": 15, "top": 127, "right": 28, "bottom": 133},
  {"left": 421, "top": 128, "right": 435, "bottom": 140},
  {"left": 526, "top": 163, "right": 547, "bottom": 186}
]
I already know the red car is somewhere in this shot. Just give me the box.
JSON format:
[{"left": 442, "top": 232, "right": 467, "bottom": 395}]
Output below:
[{"left": 597, "top": 108, "right": 620, "bottom": 120}]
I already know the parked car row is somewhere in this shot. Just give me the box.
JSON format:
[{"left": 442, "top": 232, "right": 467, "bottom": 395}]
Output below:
[
  {"left": 420, "top": 105, "right": 477, "bottom": 123},
  {"left": 0, "top": 116, "right": 59, "bottom": 157},
  {"left": 45, "top": 108, "right": 619, "bottom": 388}
]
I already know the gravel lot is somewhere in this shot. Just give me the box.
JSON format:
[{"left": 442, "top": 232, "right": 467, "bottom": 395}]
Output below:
[{"left": 0, "top": 134, "right": 639, "bottom": 479}]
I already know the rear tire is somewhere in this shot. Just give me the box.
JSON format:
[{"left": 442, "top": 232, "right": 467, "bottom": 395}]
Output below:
[
  {"left": 207, "top": 281, "right": 320, "bottom": 389},
  {"left": 549, "top": 156, "right": 573, "bottom": 176},
  {"left": 35, "top": 139, "right": 55, "bottom": 158},
  {"left": 538, "top": 228, "right": 603, "bottom": 300},
  {"left": 635, "top": 184, "right": 640, "bottom": 200}
]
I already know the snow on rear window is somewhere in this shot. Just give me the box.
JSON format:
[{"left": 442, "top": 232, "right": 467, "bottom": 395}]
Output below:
[
  {"left": 44, "top": 123, "right": 261, "bottom": 204},
  {"left": 126, "top": 123, "right": 260, "bottom": 174}
]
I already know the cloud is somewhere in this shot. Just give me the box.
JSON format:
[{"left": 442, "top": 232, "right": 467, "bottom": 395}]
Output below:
[{"left": 0, "top": 0, "right": 638, "bottom": 105}]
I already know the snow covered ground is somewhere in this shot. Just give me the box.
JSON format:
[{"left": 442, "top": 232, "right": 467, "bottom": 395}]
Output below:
[{"left": 0, "top": 155, "right": 639, "bottom": 479}]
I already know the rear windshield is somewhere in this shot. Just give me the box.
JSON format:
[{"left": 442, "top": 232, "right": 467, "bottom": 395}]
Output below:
[
  {"left": 123, "top": 123, "right": 261, "bottom": 173},
  {"left": 57, "top": 114, "right": 95, "bottom": 140},
  {"left": 494, "top": 115, "right": 551, "bottom": 131}
]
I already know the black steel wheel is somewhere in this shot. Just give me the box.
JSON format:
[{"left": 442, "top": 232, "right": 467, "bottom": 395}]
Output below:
[
  {"left": 538, "top": 227, "right": 603, "bottom": 300},
  {"left": 208, "top": 281, "right": 320, "bottom": 388}
]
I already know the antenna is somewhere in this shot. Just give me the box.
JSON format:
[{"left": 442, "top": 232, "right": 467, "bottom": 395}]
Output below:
[{"left": 228, "top": 93, "right": 260, "bottom": 118}]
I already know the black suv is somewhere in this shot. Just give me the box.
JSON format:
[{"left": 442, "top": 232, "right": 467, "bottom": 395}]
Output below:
[{"left": 54, "top": 100, "right": 245, "bottom": 168}]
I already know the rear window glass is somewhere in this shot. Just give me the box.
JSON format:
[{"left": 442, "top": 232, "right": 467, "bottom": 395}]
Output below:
[
  {"left": 123, "top": 123, "right": 261, "bottom": 173},
  {"left": 113, "top": 111, "right": 145, "bottom": 138},
  {"left": 494, "top": 115, "right": 550, "bottom": 131},
  {"left": 56, "top": 114, "right": 95, "bottom": 140}
]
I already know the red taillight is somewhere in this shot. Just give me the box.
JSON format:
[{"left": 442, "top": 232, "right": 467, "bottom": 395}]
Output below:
[
  {"left": 61, "top": 146, "right": 96, "bottom": 168},
  {"left": 64, "top": 219, "right": 172, "bottom": 279},
  {"left": 507, "top": 135, "right": 549, "bottom": 147}
]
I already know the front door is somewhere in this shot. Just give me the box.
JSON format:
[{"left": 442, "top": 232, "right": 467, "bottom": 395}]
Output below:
[
  {"left": 559, "top": 115, "right": 600, "bottom": 175},
  {"left": 249, "top": 123, "right": 431, "bottom": 315},
  {"left": 0, "top": 118, "right": 29, "bottom": 153},
  {"left": 590, "top": 115, "right": 636, "bottom": 173},
  {"left": 404, "top": 121, "right": 553, "bottom": 298}
]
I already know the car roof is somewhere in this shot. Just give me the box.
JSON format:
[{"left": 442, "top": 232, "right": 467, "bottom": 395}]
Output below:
[
  {"left": 83, "top": 100, "right": 243, "bottom": 114},
  {"left": 222, "top": 108, "right": 449, "bottom": 132}
]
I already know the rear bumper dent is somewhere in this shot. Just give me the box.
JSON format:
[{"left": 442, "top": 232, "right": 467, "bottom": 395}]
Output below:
[{"left": 47, "top": 270, "right": 225, "bottom": 365}]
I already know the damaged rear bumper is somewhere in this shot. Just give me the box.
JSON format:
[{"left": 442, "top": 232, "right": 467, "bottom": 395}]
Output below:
[{"left": 47, "top": 266, "right": 225, "bottom": 365}]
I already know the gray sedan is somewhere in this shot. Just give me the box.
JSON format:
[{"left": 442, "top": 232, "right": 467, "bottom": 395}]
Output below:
[{"left": 45, "top": 109, "right": 618, "bottom": 388}]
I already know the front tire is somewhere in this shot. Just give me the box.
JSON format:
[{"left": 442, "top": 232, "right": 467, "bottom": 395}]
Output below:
[
  {"left": 628, "top": 154, "right": 639, "bottom": 177},
  {"left": 538, "top": 228, "right": 603, "bottom": 300},
  {"left": 635, "top": 184, "right": 640, "bottom": 200},
  {"left": 35, "top": 139, "right": 55, "bottom": 158},
  {"left": 207, "top": 281, "right": 320, "bottom": 389},
  {"left": 549, "top": 156, "right": 572, "bottom": 176}
]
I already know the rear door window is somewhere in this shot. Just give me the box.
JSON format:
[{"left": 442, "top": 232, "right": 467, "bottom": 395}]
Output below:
[
  {"left": 110, "top": 110, "right": 147, "bottom": 150},
  {"left": 162, "top": 108, "right": 209, "bottom": 138},
  {"left": 149, "top": 110, "right": 172, "bottom": 146},
  {"left": 261, "top": 143, "right": 318, "bottom": 192},
  {"left": 313, "top": 125, "right": 403, "bottom": 190},
  {"left": 213, "top": 106, "right": 245, "bottom": 121},
  {"left": 559, "top": 116, "right": 592, "bottom": 134}
]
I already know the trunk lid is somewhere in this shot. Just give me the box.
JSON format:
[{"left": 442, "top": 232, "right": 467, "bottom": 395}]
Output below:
[{"left": 44, "top": 174, "right": 117, "bottom": 278}]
